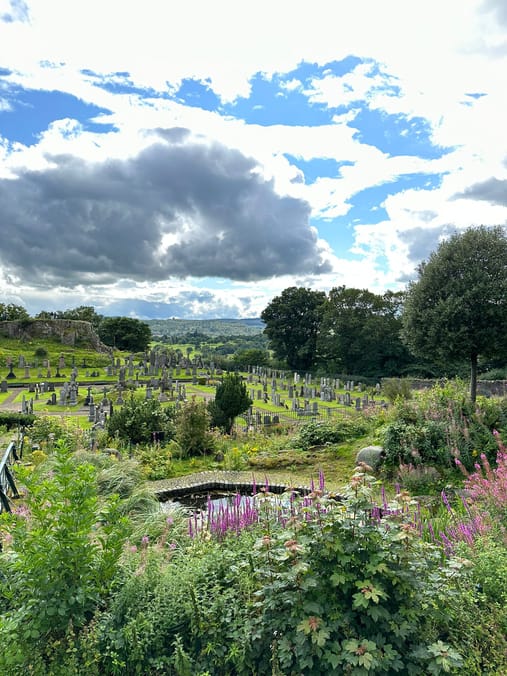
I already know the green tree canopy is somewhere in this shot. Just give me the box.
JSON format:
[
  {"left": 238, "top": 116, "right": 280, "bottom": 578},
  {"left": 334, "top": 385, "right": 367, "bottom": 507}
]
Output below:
[
  {"left": 61, "top": 305, "right": 104, "bottom": 328},
  {"left": 208, "top": 372, "right": 252, "bottom": 434},
  {"left": 98, "top": 317, "right": 152, "bottom": 352},
  {"left": 261, "top": 287, "right": 326, "bottom": 371},
  {"left": 317, "top": 287, "right": 415, "bottom": 377},
  {"left": 0, "top": 303, "right": 29, "bottom": 321},
  {"left": 232, "top": 348, "right": 270, "bottom": 369},
  {"left": 402, "top": 226, "right": 507, "bottom": 401}
]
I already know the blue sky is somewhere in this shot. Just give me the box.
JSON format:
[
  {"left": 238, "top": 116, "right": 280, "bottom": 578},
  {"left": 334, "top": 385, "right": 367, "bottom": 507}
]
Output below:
[{"left": 0, "top": 0, "right": 506, "bottom": 319}]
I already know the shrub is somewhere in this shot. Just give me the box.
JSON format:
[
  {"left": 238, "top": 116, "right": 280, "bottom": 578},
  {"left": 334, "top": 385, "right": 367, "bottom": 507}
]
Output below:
[
  {"left": 95, "top": 532, "right": 259, "bottom": 674},
  {"left": 381, "top": 377, "right": 413, "bottom": 402},
  {"left": 248, "top": 468, "right": 464, "bottom": 675},
  {"left": 0, "top": 441, "right": 129, "bottom": 671},
  {"left": 296, "top": 416, "right": 370, "bottom": 450},
  {"left": 33, "top": 347, "right": 48, "bottom": 359},
  {"left": 396, "top": 463, "right": 444, "bottom": 494},
  {"left": 175, "top": 397, "right": 215, "bottom": 457},
  {"left": 0, "top": 412, "right": 36, "bottom": 430},
  {"left": 381, "top": 380, "right": 503, "bottom": 472},
  {"left": 107, "top": 395, "right": 175, "bottom": 445},
  {"left": 135, "top": 441, "right": 177, "bottom": 480},
  {"left": 28, "top": 415, "right": 82, "bottom": 452}
]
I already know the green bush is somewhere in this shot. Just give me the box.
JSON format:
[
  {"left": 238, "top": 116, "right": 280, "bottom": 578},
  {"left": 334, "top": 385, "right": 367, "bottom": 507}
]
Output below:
[
  {"left": 381, "top": 380, "right": 504, "bottom": 472},
  {"left": 0, "top": 412, "right": 36, "bottom": 430},
  {"left": 381, "top": 377, "right": 413, "bottom": 403},
  {"left": 0, "top": 441, "right": 129, "bottom": 672},
  {"left": 28, "top": 415, "right": 82, "bottom": 452},
  {"left": 296, "top": 417, "right": 370, "bottom": 450},
  {"left": 175, "top": 397, "right": 215, "bottom": 457},
  {"left": 95, "top": 533, "right": 259, "bottom": 674},
  {"left": 442, "top": 537, "right": 507, "bottom": 674},
  {"left": 247, "top": 469, "right": 464, "bottom": 675},
  {"left": 107, "top": 395, "right": 175, "bottom": 445},
  {"left": 33, "top": 347, "right": 48, "bottom": 359}
]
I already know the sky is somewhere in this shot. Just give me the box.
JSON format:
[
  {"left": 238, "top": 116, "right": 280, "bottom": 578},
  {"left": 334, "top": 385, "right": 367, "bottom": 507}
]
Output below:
[{"left": 0, "top": 0, "right": 506, "bottom": 320}]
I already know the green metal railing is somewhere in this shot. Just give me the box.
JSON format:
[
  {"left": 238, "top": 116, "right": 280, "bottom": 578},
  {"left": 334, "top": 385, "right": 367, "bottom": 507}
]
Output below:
[{"left": 0, "top": 435, "right": 23, "bottom": 513}]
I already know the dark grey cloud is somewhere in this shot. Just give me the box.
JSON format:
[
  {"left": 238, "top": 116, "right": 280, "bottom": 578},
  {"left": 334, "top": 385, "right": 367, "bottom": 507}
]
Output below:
[
  {"left": 397, "top": 224, "right": 457, "bottom": 266},
  {"left": 457, "top": 177, "right": 507, "bottom": 206},
  {"left": 0, "top": 130, "right": 330, "bottom": 286}
]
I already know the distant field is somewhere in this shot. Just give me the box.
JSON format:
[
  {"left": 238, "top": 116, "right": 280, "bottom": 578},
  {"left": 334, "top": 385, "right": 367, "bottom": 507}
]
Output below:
[{"left": 146, "top": 317, "right": 264, "bottom": 337}]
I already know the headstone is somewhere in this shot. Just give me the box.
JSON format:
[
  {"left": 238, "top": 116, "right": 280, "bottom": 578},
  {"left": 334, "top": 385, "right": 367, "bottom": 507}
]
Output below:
[{"left": 0, "top": 380, "right": 8, "bottom": 393}]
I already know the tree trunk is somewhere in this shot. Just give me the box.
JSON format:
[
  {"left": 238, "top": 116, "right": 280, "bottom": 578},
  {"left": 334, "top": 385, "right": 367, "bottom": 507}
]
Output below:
[{"left": 470, "top": 353, "right": 478, "bottom": 403}]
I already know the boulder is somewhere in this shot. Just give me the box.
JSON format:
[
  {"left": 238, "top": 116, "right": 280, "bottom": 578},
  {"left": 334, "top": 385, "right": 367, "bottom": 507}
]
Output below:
[{"left": 355, "top": 445, "right": 383, "bottom": 470}]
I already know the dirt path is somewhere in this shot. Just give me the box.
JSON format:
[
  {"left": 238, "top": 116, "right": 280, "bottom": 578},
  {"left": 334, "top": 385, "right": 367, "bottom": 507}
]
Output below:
[{"left": 0, "top": 390, "right": 21, "bottom": 411}]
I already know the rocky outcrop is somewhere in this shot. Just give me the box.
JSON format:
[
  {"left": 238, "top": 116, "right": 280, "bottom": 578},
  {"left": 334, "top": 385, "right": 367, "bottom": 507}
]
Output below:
[{"left": 0, "top": 319, "right": 110, "bottom": 352}]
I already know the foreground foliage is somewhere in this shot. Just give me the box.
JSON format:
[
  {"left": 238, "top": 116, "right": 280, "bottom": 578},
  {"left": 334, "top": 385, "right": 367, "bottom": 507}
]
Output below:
[{"left": 1, "top": 384, "right": 507, "bottom": 673}]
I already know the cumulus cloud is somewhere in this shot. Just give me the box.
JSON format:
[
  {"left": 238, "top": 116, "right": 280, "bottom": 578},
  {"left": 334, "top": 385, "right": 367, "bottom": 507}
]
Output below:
[{"left": 0, "top": 130, "right": 330, "bottom": 286}]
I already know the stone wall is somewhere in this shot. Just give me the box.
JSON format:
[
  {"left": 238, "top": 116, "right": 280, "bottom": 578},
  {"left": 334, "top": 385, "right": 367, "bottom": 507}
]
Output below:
[
  {"left": 408, "top": 378, "right": 507, "bottom": 398},
  {"left": 0, "top": 319, "right": 110, "bottom": 352}
]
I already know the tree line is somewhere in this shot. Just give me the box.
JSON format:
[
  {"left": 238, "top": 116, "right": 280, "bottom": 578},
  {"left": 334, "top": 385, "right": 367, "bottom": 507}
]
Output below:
[{"left": 261, "top": 226, "right": 507, "bottom": 401}]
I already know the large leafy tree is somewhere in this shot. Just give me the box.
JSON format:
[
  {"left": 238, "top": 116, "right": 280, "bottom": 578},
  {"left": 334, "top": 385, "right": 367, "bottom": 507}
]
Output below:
[
  {"left": 402, "top": 226, "right": 507, "bottom": 401},
  {"left": 208, "top": 372, "right": 252, "bottom": 434},
  {"left": 98, "top": 316, "right": 152, "bottom": 352},
  {"left": 61, "top": 305, "right": 104, "bottom": 328},
  {"left": 317, "top": 287, "right": 415, "bottom": 377},
  {"left": 261, "top": 287, "right": 326, "bottom": 371}
]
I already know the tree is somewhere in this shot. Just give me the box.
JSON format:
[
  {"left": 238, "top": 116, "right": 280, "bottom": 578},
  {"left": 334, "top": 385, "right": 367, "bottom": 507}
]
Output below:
[
  {"left": 232, "top": 348, "right": 270, "bottom": 370},
  {"left": 402, "top": 226, "right": 507, "bottom": 401},
  {"left": 98, "top": 317, "right": 152, "bottom": 352},
  {"left": 208, "top": 372, "right": 252, "bottom": 434},
  {"left": 61, "top": 305, "right": 104, "bottom": 328},
  {"left": 175, "top": 397, "right": 214, "bottom": 457},
  {"left": 0, "top": 303, "right": 29, "bottom": 321},
  {"left": 317, "top": 287, "right": 415, "bottom": 377},
  {"left": 261, "top": 287, "right": 326, "bottom": 371}
]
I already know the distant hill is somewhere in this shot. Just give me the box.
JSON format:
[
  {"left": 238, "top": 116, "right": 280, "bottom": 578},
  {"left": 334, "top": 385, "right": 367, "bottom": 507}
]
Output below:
[{"left": 146, "top": 317, "right": 265, "bottom": 337}]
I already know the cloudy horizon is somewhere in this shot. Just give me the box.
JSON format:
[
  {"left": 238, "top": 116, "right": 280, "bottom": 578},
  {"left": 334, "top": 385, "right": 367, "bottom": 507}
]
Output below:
[{"left": 0, "top": 0, "right": 506, "bottom": 319}]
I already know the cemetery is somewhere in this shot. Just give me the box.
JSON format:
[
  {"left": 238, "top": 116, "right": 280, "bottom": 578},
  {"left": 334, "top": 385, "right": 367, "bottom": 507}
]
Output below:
[{"left": 0, "top": 321, "right": 506, "bottom": 672}]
